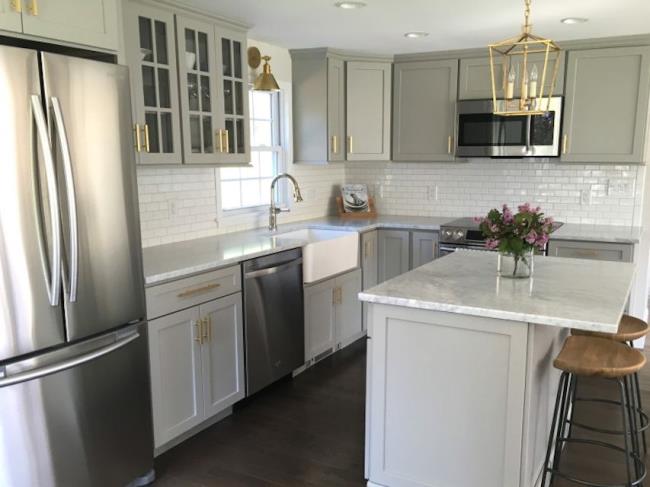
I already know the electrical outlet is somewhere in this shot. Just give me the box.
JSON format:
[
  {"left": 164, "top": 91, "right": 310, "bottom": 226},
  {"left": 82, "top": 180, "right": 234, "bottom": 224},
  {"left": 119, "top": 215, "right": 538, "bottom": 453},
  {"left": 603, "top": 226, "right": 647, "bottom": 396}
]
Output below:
[
  {"left": 426, "top": 185, "right": 439, "bottom": 201},
  {"left": 169, "top": 200, "right": 178, "bottom": 217},
  {"left": 580, "top": 188, "right": 591, "bottom": 206},
  {"left": 608, "top": 179, "right": 634, "bottom": 197}
]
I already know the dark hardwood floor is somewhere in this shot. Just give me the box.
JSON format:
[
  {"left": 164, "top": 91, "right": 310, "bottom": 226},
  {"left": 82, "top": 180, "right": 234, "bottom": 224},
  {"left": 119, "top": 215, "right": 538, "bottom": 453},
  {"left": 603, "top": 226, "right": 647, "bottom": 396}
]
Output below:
[
  {"left": 153, "top": 339, "right": 650, "bottom": 486},
  {"left": 153, "top": 339, "right": 367, "bottom": 486}
]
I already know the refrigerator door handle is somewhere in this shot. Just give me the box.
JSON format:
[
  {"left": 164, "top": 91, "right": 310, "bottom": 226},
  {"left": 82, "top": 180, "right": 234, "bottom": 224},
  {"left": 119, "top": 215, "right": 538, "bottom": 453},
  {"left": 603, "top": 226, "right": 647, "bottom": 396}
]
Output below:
[
  {"left": 0, "top": 330, "right": 140, "bottom": 388},
  {"left": 50, "top": 96, "right": 79, "bottom": 302},
  {"left": 31, "top": 94, "right": 62, "bottom": 307}
]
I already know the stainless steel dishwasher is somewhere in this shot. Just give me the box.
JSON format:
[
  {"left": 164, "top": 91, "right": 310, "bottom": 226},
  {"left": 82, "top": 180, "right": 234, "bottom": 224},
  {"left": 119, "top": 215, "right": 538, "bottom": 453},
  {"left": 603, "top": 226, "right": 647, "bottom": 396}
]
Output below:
[{"left": 243, "top": 248, "right": 305, "bottom": 396}]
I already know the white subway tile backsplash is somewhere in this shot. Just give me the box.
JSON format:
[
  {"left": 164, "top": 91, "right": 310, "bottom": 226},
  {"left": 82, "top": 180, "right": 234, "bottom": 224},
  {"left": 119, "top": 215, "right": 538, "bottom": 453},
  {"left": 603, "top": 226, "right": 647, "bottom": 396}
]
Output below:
[
  {"left": 137, "top": 159, "right": 644, "bottom": 248},
  {"left": 345, "top": 160, "right": 644, "bottom": 227}
]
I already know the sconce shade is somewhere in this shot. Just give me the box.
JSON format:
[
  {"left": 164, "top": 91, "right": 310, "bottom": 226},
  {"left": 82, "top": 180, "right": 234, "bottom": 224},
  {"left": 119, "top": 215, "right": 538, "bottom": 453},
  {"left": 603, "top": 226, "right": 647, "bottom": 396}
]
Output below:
[{"left": 254, "top": 56, "right": 280, "bottom": 92}]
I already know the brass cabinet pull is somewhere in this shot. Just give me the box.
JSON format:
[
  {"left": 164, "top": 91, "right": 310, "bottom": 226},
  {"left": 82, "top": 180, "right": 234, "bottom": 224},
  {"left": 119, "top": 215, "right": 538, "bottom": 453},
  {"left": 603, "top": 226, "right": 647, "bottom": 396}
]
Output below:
[
  {"left": 202, "top": 317, "right": 210, "bottom": 342},
  {"left": 447, "top": 135, "right": 453, "bottom": 154},
  {"left": 216, "top": 130, "right": 224, "bottom": 153},
  {"left": 177, "top": 282, "right": 220, "bottom": 299},
  {"left": 194, "top": 320, "right": 202, "bottom": 344},
  {"left": 134, "top": 123, "right": 142, "bottom": 152},
  {"left": 10, "top": 0, "right": 21, "bottom": 13},
  {"left": 562, "top": 134, "right": 568, "bottom": 155},
  {"left": 223, "top": 129, "right": 230, "bottom": 153},
  {"left": 347, "top": 135, "right": 353, "bottom": 154},
  {"left": 332, "top": 287, "right": 342, "bottom": 305},
  {"left": 332, "top": 287, "right": 337, "bottom": 306},
  {"left": 27, "top": 0, "right": 37, "bottom": 15},
  {"left": 143, "top": 124, "right": 150, "bottom": 153},
  {"left": 331, "top": 135, "right": 338, "bottom": 155}
]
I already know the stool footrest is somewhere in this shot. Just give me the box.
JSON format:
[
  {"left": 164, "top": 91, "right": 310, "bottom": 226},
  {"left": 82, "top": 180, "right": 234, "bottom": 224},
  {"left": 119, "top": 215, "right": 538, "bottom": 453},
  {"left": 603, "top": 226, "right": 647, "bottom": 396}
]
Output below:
[{"left": 570, "top": 397, "right": 649, "bottom": 434}]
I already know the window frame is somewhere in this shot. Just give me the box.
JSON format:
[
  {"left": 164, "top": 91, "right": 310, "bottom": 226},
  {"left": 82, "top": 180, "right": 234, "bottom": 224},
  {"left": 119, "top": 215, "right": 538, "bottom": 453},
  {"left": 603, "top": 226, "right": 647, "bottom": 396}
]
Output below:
[{"left": 216, "top": 84, "right": 291, "bottom": 223}]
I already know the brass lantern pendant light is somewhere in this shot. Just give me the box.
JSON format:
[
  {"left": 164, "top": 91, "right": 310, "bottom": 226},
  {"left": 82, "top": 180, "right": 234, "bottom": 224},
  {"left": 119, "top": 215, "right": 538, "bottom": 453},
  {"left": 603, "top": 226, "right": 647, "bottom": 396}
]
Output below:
[{"left": 488, "top": 0, "right": 561, "bottom": 116}]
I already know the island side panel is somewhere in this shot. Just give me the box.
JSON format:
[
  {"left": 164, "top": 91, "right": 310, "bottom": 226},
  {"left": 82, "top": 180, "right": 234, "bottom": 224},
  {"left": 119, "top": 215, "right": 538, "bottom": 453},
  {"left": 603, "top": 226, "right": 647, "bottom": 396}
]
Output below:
[
  {"left": 366, "top": 303, "right": 529, "bottom": 487},
  {"left": 520, "top": 323, "right": 568, "bottom": 487}
]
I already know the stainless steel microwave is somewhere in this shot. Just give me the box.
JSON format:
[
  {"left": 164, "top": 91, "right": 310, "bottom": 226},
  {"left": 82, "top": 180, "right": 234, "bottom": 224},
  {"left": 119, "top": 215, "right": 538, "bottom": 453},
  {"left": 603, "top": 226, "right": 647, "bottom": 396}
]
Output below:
[{"left": 455, "top": 97, "right": 563, "bottom": 158}]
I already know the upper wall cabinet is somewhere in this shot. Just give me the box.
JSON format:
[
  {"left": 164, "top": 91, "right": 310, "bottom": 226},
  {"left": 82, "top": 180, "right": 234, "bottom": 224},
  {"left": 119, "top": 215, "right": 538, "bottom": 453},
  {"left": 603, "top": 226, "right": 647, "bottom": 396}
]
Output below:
[
  {"left": 0, "top": 0, "right": 118, "bottom": 50},
  {"left": 346, "top": 61, "right": 391, "bottom": 161},
  {"left": 215, "top": 26, "right": 250, "bottom": 164},
  {"left": 561, "top": 46, "right": 650, "bottom": 164},
  {"left": 124, "top": 1, "right": 250, "bottom": 166},
  {"left": 125, "top": 2, "right": 182, "bottom": 164},
  {"left": 291, "top": 48, "right": 392, "bottom": 164},
  {"left": 458, "top": 52, "right": 565, "bottom": 100},
  {"left": 0, "top": 1, "right": 22, "bottom": 32},
  {"left": 291, "top": 50, "right": 346, "bottom": 164},
  {"left": 393, "top": 59, "right": 458, "bottom": 162}
]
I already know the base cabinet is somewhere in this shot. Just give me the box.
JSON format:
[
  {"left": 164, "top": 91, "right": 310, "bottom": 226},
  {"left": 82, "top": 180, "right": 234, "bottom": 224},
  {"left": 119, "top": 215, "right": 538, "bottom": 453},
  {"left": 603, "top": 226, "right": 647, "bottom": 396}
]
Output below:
[
  {"left": 305, "top": 269, "right": 363, "bottom": 362},
  {"left": 377, "top": 230, "right": 410, "bottom": 283},
  {"left": 361, "top": 231, "right": 378, "bottom": 331},
  {"left": 411, "top": 231, "right": 439, "bottom": 269},
  {"left": 547, "top": 240, "right": 633, "bottom": 262},
  {"left": 148, "top": 293, "right": 245, "bottom": 448}
]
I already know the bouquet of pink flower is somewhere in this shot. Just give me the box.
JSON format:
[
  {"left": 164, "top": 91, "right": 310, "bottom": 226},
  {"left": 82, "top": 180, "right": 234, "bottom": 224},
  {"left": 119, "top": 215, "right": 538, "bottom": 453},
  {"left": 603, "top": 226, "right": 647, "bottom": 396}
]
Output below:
[{"left": 476, "top": 203, "right": 555, "bottom": 255}]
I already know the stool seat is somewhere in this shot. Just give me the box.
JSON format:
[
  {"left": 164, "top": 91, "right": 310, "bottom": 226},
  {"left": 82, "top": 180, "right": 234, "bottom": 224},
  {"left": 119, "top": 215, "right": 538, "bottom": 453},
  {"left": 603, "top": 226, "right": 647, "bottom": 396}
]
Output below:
[
  {"left": 572, "top": 314, "right": 649, "bottom": 342},
  {"left": 554, "top": 335, "right": 646, "bottom": 379}
]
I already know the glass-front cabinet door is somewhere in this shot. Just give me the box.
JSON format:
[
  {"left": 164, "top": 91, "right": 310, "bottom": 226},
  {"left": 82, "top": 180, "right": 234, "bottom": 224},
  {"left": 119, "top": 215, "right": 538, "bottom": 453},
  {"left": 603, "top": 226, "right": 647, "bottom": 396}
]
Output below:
[
  {"left": 125, "top": 3, "right": 182, "bottom": 164},
  {"left": 176, "top": 15, "right": 222, "bottom": 164},
  {"left": 215, "top": 27, "right": 250, "bottom": 164}
]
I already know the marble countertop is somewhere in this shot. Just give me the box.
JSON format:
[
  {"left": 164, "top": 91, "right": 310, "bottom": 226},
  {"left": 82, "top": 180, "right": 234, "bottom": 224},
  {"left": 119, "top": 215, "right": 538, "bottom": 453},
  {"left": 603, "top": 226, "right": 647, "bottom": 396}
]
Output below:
[
  {"left": 551, "top": 223, "right": 641, "bottom": 244},
  {"left": 359, "top": 251, "right": 634, "bottom": 333},
  {"left": 142, "top": 215, "right": 641, "bottom": 286}
]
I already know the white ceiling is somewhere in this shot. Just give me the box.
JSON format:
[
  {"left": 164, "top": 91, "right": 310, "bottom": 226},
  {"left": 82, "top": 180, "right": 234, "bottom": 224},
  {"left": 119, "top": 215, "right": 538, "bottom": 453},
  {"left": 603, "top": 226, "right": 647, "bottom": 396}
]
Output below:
[{"left": 186, "top": 0, "right": 650, "bottom": 54}]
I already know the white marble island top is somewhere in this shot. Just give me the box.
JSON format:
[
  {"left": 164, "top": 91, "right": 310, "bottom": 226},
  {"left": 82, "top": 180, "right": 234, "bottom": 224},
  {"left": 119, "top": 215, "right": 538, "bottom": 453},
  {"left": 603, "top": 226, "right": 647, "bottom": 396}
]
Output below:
[{"left": 359, "top": 251, "right": 634, "bottom": 333}]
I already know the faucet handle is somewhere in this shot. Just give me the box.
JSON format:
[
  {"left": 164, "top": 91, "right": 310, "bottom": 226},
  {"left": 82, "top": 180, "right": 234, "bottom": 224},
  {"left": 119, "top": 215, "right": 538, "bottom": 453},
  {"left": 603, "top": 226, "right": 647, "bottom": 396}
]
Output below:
[{"left": 275, "top": 207, "right": 290, "bottom": 214}]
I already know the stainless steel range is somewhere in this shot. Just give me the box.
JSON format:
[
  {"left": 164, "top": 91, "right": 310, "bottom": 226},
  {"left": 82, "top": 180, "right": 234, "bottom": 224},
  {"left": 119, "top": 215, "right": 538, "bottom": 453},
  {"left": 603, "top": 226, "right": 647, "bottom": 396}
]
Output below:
[{"left": 439, "top": 217, "right": 562, "bottom": 257}]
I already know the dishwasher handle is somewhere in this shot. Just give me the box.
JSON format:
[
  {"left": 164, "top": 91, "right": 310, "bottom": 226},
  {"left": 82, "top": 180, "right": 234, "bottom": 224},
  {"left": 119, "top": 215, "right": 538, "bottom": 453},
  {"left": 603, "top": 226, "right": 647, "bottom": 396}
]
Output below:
[{"left": 244, "top": 258, "right": 302, "bottom": 279}]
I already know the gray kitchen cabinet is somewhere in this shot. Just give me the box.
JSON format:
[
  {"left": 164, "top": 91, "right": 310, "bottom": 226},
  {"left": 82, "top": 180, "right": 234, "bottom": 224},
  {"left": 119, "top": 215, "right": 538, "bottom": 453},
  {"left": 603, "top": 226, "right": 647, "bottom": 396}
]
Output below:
[
  {"left": 200, "top": 293, "right": 245, "bottom": 418},
  {"left": 304, "top": 277, "right": 337, "bottom": 361},
  {"left": 18, "top": 0, "right": 118, "bottom": 50},
  {"left": 0, "top": 1, "right": 22, "bottom": 33},
  {"left": 346, "top": 61, "right": 392, "bottom": 161},
  {"left": 124, "top": 2, "right": 183, "bottom": 164},
  {"left": 547, "top": 240, "right": 633, "bottom": 263},
  {"left": 304, "top": 268, "right": 363, "bottom": 361},
  {"left": 393, "top": 59, "right": 458, "bottom": 162},
  {"left": 361, "top": 231, "right": 378, "bottom": 332},
  {"left": 377, "top": 229, "right": 410, "bottom": 283},
  {"left": 147, "top": 270, "right": 245, "bottom": 450},
  {"left": 335, "top": 268, "right": 363, "bottom": 349},
  {"left": 291, "top": 49, "right": 346, "bottom": 164},
  {"left": 458, "top": 52, "right": 565, "bottom": 100},
  {"left": 148, "top": 306, "right": 204, "bottom": 448},
  {"left": 215, "top": 25, "right": 250, "bottom": 164},
  {"left": 411, "top": 231, "right": 439, "bottom": 269},
  {"left": 561, "top": 46, "right": 650, "bottom": 163}
]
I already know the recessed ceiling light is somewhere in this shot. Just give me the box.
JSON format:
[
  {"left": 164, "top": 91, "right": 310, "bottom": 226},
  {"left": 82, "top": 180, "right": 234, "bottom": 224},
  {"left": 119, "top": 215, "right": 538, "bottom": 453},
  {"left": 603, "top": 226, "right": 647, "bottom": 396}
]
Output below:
[
  {"left": 334, "top": 1, "right": 366, "bottom": 9},
  {"left": 561, "top": 17, "right": 589, "bottom": 24},
  {"left": 404, "top": 32, "right": 429, "bottom": 39}
]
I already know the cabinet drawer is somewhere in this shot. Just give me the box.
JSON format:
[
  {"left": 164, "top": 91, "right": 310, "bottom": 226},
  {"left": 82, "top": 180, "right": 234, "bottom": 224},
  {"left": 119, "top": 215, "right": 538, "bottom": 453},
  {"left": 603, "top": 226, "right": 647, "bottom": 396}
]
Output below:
[
  {"left": 547, "top": 240, "right": 633, "bottom": 263},
  {"left": 146, "top": 266, "right": 242, "bottom": 319}
]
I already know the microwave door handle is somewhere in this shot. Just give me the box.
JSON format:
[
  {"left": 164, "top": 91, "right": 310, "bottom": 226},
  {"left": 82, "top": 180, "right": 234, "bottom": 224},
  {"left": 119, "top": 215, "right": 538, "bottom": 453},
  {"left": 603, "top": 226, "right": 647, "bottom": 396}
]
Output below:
[
  {"left": 525, "top": 115, "right": 532, "bottom": 153},
  {"left": 31, "top": 95, "right": 62, "bottom": 307},
  {"left": 50, "top": 97, "right": 79, "bottom": 302}
]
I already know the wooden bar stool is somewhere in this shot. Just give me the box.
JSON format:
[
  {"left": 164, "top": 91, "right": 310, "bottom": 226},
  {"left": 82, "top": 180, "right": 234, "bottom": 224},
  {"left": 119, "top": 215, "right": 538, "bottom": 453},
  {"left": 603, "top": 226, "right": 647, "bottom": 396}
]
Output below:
[
  {"left": 573, "top": 315, "right": 650, "bottom": 453},
  {"left": 541, "top": 335, "right": 647, "bottom": 487}
]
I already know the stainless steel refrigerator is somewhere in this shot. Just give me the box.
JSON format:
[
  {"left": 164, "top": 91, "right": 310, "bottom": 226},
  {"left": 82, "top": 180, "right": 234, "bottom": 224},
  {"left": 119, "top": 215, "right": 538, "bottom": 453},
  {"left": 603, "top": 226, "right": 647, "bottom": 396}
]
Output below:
[{"left": 0, "top": 45, "right": 154, "bottom": 486}]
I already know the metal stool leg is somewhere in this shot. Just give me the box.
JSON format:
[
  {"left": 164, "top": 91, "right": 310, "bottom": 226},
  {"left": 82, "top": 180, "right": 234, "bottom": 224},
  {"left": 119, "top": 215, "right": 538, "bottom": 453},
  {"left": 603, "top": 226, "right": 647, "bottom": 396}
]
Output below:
[
  {"left": 552, "top": 373, "right": 574, "bottom": 475},
  {"left": 618, "top": 378, "right": 634, "bottom": 487},
  {"left": 625, "top": 376, "right": 642, "bottom": 483},
  {"left": 542, "top": 372, "right": 569, "bottom": 487}
]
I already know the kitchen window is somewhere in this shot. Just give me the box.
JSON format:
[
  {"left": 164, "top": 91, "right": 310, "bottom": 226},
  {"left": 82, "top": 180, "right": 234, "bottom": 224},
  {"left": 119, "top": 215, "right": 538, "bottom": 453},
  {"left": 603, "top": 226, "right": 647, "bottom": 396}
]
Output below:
[{"left": 220, "top": 90, "right": 284, "bottom": 211}]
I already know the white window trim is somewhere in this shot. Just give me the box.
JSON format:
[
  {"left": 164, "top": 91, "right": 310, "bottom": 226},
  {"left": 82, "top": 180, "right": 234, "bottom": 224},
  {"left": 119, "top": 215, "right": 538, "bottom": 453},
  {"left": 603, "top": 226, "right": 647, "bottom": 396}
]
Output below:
[{"left": 216, "top": 80, "right": 293, "bottom": 227}]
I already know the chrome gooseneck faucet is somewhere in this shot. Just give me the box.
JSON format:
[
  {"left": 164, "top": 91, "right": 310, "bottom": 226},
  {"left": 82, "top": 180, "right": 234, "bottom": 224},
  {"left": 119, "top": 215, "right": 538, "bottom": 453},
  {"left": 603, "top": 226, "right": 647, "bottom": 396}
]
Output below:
[{"left": 269, "top": 173, "right": 303, "bottom": 231}]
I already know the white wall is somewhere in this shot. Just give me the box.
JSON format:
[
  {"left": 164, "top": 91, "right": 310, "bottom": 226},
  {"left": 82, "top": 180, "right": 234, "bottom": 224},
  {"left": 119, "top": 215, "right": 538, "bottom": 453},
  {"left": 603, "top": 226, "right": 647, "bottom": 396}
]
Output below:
[{"left": 137, "top": 38, "right": 345, "bottom": 247}]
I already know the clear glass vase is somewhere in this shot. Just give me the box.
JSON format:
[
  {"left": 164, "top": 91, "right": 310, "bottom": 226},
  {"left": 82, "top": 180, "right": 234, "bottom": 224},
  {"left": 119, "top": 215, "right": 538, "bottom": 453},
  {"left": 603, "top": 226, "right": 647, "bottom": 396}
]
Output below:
[{"left": 497, "top": 250, "right": 534, "bottom": 279}]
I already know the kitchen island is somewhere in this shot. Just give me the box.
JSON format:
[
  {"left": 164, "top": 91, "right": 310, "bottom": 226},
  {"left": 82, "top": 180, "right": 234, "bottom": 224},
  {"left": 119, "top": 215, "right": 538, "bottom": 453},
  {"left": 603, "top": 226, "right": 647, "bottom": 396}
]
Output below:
[{"left": 359, "top": 251, "right": 635, "bottom": 487}]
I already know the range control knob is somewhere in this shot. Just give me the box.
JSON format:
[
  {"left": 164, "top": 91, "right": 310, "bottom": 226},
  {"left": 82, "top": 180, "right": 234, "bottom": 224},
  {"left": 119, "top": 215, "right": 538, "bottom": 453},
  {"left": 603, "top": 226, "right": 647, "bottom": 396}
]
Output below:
[
  {"left": 442, "top": 229, "right": 453, "bottom": 240},
  {"left": 454, "top": 229, "right": 465, "bottom": 241}
]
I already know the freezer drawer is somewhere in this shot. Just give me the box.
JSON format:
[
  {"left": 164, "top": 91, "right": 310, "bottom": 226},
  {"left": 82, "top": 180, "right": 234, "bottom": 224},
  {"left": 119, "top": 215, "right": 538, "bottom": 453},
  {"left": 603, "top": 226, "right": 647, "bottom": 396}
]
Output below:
[{"left": 0, "top": 323, "right": 153, "bottom": 487}]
